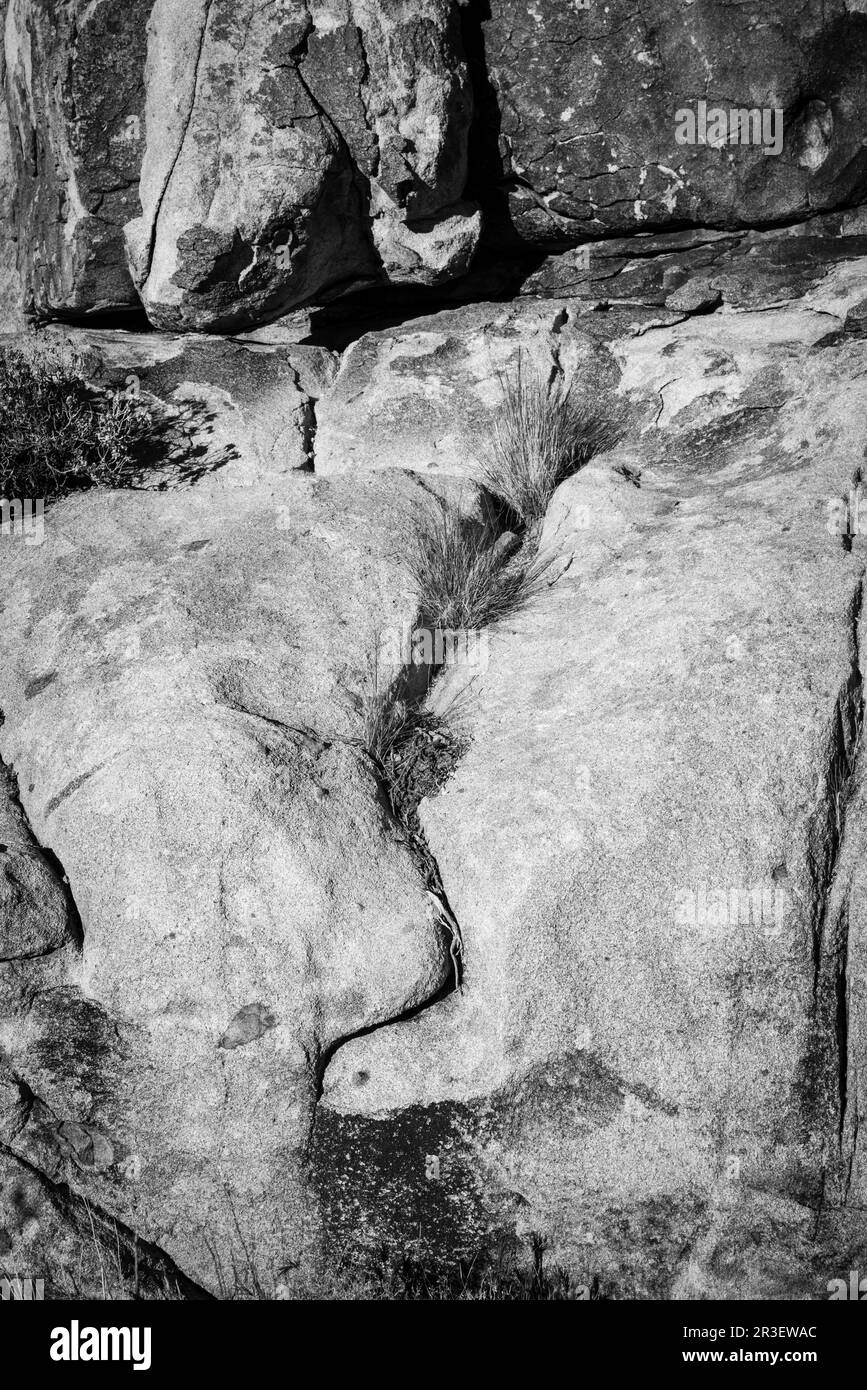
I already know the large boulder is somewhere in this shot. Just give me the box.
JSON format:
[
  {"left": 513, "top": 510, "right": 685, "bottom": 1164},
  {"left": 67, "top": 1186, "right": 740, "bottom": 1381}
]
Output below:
[
  {"left": 6, "top": 0, "right": 867, "bottom": 329},
  {"left": 474, "top": 0, "right": 867, "bottom": 244},
  {"left": 3, "top": 0, "right": 151, "bottom": 317},
  {"left": 0, "top": 470, "right": 455, "bottom": 1293},
  {"left": 124, "top": 0, "right": 480, "bottom": 332},
  {"left": 315, "top": 250, "right": 867, "bottom": 1297}
]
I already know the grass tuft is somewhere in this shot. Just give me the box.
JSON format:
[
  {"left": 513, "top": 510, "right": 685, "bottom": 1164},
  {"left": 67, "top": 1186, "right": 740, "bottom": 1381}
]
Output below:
[
  {"left": 482, "top": 358, "right": 598, "bottom": 526},
  {"left": 294, "top": 1240, "right": 601, "bottom": 1301},
  {"left": 406, "top": 497, "right": 545, "bottom": 633},
  {"left": 0, "top": 344, "right": 157, "bottom": 500}
]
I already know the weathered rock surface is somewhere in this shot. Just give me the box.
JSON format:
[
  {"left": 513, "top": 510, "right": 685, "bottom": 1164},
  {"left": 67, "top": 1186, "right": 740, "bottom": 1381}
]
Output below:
[
  {"left": 4, "top": 1, "right": 867, "bottom": 327},
  {"left": 475, "top": 0, "right": 867, "bottom": 244},
  {"left": 316, "top": 250, "right": 867, "bottom": 1297},
  {"left": 313, "top": 216, "right": 867, "bottom": 486},
  {"left": 6, "top": 231, "right": 867, "bottom": 1299},
  {"left": 4, "top": 0, "right": 150, "bottom": 317},
  {"left": 0, "top": 13, "right": 20, "bottom": 328},
  {"left": 125, "top": 0, "right": 479, "bottom": 332},
  {"left": 0, "top": 471, "right": 455, "bottom": 1293},
  {"left": 314, "top": 297, "right": 627, "bottom": 480}
]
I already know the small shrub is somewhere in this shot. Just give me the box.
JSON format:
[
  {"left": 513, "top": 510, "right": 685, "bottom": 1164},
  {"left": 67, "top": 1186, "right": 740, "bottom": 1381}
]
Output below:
[
  {"left": 482, "top": 358, "right": 597, "bottom": 526},
  {"left": 360, "top": 667, "right": 467, "bottom": 838},
  {"left": 0, "top": 344, "right": 155, "bottom": 500}
]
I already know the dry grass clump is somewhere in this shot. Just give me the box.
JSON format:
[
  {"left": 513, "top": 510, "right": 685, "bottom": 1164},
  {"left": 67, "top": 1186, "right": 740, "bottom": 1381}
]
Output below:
[
  {"left": 405, "top": 498, "right": 545, "bottom": 633},
  {"left": 360, "top": 666, "right": 467, "bottom": 836},
  {"left": 482, "top": 358, "right": 598, "bottom": 526},
  {"left": 358, "top": 361, "right": 603, "bottom": 860}
]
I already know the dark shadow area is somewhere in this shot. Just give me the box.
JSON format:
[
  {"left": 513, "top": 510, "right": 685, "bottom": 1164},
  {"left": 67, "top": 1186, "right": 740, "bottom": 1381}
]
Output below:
[
  {"left": 39, "top": 305, "right": 155, "bottom": 334},
  {"left": 296, "top": 248, "right": 551, "bottom": 350}
]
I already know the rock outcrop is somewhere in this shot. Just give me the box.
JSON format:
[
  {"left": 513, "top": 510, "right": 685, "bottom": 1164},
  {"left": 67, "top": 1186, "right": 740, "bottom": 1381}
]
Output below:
[
  {"left": 5, "top": 0, "right": 867, "bottom": 1307},
  {"left": 4, "top": 0, "right": 151, "bottom": 317},
  {"left": 5, "top": 2, "right": 867, "bottom": 326},
  {"left": 475, "top": 0, "right": 867, "bottom": 244},
  {"left": 124, "top": 0, "right": 480, "bottom": 331},
  {"left": 314, "top": 241, "right": 867, "bottom": 1298}
]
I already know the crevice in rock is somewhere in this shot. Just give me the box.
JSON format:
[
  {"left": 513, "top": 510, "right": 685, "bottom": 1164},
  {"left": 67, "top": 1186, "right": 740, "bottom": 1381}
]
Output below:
[
  {"left": 286, "top": 3, "right": 383, "bottom": 295},
  {"left": 836, "top": 897, "right": 850, "bottom": 1150},
  {"left": 807, "top": 577, "right": 864, "bottom": 1000},
  {"left": 310, "top": 962, "right": 456, "bottom": 1112},
  {"left": 142, "top": 0, "right": 215, "bottom": 286},
  {"left": 0, "top": 1137, "right": 213, "bottom": 1300},
  {"left": 840, "top": 465, "right": 864, "bottom": 554},
  {"left": 279, "top": 197, "right": 867, "bottom": 354},
  {"left": 310, "top": 486, "right": 564, "bottom": 1118},
  {"left": 298, "top": 381, "right": 317, "bottom": 472}
]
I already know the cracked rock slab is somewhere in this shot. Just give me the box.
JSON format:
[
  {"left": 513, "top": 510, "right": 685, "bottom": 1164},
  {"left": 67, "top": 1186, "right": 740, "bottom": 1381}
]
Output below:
[{"left": 314, "top": 297, "right": 636, "bottom": 481}]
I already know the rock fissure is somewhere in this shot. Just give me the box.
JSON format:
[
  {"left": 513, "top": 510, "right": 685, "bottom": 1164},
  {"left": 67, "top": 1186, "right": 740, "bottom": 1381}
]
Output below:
[
  {"left": 143, "top": 0, "right": 216, "bottom": 286},
  {"left": 0, "top": 1134, "right": 213, "bottom": 1300},
  {"left": 809, "top": 578, "right": 864, "bottom": 1002}
]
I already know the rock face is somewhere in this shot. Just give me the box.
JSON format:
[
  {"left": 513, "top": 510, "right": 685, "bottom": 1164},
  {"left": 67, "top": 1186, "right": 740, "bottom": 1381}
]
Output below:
[
  {"left": 0, "top": 472, "right": 453, "bottom": 1292},
  {"left": 4, "top": 0, "right": 151, "bottom": 317},
  {"left": 314, "top": 299, "right": 603, "bottom": 481},
  {"left": 5, "top": 0, "right": 867, "bottom": 1310},
  {"left": 124, "top": 0, "right": 480, "bottom": 331},
  {"left": 4, "top": 2, "right": 867, "bottom": 325},
  {"left": 0, "top": 12, "right": 20, "bottom": 327},
  {"left": 8, "top": 232, "right": 867, "bottom": 1298},
  {"left": 476, "top": 0, "right": 867, "bottom": 244},
  {"left": 314, "top": 245, "right": 867, "bottom": 1297}
]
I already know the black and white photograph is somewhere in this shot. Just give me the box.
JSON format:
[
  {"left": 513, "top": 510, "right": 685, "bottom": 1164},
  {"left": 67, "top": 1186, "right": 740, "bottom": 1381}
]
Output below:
[{"left": 0, "top": 0, "right": 866, "bottom": 1364}]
